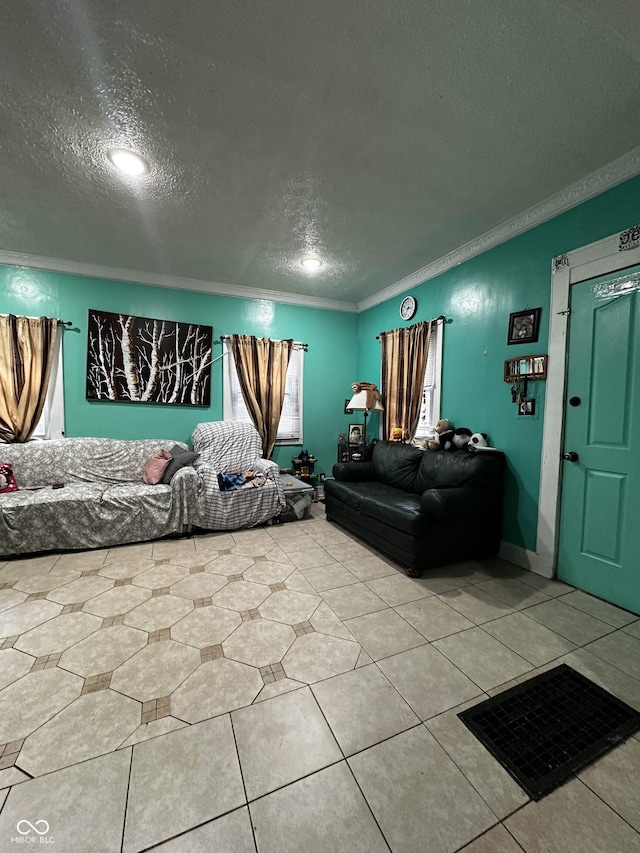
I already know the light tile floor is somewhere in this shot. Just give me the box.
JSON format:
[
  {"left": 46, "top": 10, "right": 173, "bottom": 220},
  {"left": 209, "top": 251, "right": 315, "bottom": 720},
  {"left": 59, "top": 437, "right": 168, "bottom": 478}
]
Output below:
[{"left": 1, "top": 503, "right": 640, "bottom": 851}]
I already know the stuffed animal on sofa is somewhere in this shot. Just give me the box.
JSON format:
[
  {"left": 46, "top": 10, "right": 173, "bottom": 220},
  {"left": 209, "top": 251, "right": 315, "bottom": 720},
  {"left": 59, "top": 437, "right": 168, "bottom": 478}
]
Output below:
[
  {"left": 467, "top": 432, "right": 489, "bottom": 451},
  {"left": 451, "top": 427, "right": 473, "bottom": 451},
  {"left": 439, "top": 429, "right": 456, "bottom": 451},
  {"left": 0, "top": 462, "right": 18, "bottom": 493},
  {"left": 468, "top": 432, "right": 500, "bottom": 452},
  {"left": 423, "top": 420, "right": 476, "bottom": 452},
  {"left": 424, "top": 418, "right": 451, "bottom": 451}
]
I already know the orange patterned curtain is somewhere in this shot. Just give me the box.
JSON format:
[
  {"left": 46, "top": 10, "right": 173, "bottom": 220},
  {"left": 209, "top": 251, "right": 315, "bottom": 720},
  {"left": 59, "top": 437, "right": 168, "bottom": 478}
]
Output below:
[
  {"left": 380, "top": 320, "right": 432, "bottom": 441},
  {"left": 229, "top": 335, "right": 293, "bottom": 458},
  {"left": 0, "top": 315, "right": 59, "bottom": 443}
]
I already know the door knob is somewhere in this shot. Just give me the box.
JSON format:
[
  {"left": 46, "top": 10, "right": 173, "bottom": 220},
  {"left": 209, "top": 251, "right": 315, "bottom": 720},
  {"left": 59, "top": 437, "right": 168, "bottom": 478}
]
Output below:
[{"left": 563, "top": 451, "right": 579, "bottom": 462}]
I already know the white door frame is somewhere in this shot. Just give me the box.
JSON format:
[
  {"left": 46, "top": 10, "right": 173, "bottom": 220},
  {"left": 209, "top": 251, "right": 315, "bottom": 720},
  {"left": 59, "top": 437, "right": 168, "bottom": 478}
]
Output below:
[{"left": 534, "top": 223, "right": 640, "bottom": 577}]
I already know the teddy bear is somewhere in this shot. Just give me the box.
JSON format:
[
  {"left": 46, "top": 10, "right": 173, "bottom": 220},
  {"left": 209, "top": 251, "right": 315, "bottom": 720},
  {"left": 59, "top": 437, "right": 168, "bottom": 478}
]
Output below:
[{"left": 423, "top": 418, "right": 451, "bottom": 451}]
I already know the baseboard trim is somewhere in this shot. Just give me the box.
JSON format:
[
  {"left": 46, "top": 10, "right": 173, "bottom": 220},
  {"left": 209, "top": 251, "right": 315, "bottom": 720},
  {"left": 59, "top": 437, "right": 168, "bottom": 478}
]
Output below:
[{"left": 499, "top": 540, "right": 553, "bottom": 579}]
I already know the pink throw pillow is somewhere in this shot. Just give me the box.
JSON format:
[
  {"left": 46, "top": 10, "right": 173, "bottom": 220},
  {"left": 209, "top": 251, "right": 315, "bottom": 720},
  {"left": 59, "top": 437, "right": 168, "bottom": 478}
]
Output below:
[{"left": 143, "top": 450, "right": 172, "bottom": 485}]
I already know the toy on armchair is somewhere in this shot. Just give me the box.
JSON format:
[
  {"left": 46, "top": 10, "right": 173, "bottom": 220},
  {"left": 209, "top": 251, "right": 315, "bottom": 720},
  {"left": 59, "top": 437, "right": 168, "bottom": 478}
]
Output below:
[{"left": 390, "top": 427, "right": 404, "bottom": 441}]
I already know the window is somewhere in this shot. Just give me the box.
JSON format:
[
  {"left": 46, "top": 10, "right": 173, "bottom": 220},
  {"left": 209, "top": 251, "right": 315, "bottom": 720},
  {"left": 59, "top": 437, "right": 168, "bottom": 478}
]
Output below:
[
  {"left": 413, "top": 323, "right": 443, "bottom": 441},
  {"left": 223, "top": 342, "right": 304, "bottom": 444},
  {"left": 32, "top": 333, "right": 65, "bottom": 439}
]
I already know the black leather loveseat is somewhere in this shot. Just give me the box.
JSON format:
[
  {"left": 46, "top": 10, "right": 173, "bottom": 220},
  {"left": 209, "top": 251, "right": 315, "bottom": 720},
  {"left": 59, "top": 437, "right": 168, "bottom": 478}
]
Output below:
[{"left": 324, "top": 441, "right": 505, "bottom": 576}]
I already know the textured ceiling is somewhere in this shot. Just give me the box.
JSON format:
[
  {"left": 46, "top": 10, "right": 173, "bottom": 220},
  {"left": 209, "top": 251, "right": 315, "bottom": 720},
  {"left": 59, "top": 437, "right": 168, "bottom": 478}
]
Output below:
[{"left": 1, "top": 0, "right": 639, "bottom": 306}]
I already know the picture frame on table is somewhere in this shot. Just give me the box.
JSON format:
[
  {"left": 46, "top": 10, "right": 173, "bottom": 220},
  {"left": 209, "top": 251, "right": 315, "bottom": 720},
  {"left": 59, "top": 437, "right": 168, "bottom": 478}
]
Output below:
[
  {"left": 507, "top": 308, "right": 541, "bottom": 345},
  {"left": 348, "top": 423, "right": 363, "bottom": 445}
]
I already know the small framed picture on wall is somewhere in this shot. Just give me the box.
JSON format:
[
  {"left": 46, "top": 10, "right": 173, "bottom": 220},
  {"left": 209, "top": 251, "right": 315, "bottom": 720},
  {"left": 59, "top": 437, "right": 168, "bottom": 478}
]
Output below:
[
  {"left": 507, "top": 308, "right": 541, "bottom": 345},
  {"left": 348, "top": 424, "right": 363, "bottom": 445}
]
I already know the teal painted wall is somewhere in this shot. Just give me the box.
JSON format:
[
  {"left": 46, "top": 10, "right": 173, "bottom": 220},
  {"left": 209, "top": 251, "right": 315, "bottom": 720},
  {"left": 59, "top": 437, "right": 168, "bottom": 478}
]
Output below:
[
  {"left": 0, "top": 266, "right": 358, "bottom": 475},
  {"left": 358, "top": 174, "right": 640, "bottom": 551},
  {"left": 3, "top": 174, "right": 640, "bottom": 545}
]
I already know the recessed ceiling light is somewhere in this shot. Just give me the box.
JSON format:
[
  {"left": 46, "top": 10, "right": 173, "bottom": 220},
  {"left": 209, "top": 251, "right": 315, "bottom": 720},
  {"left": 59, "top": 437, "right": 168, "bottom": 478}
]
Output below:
[
  {"left": 107, "top": 148, "right": 149, "bottom": 177},
  {"left": 300, "top": 257, "right": 323, "bottom": 272}
]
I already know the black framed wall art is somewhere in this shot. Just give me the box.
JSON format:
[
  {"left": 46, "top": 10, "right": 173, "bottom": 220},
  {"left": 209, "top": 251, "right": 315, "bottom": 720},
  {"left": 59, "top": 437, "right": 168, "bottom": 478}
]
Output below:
[{"left": 86, "top": 309, "right": 213, "bottom": 405}]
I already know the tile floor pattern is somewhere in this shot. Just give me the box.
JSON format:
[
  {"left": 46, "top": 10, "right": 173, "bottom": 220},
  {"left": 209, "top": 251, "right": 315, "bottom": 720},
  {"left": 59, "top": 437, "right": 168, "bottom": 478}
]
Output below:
[{"left": 0, "top": 503, "right": 639, "bottom": 850}]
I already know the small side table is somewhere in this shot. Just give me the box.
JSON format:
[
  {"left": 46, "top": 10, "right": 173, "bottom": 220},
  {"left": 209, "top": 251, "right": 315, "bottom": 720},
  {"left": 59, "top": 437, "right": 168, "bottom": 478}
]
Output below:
[{"left": 337, "top": 445, "right": 366, "bottom": 464}]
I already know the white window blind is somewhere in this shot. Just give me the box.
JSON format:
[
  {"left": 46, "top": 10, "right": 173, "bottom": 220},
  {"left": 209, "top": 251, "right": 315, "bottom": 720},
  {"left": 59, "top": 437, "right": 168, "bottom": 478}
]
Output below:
[
  {"left": 223, "top": 343, "right": 304, "bottom": 444},
  {"left": 414, "top": 323, "right": 442, "bottom": 441}
]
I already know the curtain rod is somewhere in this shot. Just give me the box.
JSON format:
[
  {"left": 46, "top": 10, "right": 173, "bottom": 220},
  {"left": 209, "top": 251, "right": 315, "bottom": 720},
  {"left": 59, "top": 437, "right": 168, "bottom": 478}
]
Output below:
[
  {"left": 218, "top": 335, "right": 308, "bottom": 351},
  {"left": 376, "top": 315, "right": 445, "bottom": 339},
  {"left": 1, "top": 314, "right": 73, "bottom": 326}
]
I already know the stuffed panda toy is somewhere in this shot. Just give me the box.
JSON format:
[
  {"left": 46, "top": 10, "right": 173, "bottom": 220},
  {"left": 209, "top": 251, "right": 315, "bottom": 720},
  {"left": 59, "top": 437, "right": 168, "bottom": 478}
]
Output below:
[
  {"left": 467, "top": 432, "right": 488, "bottom": 451},
  {"left": 438, "top": 428, "right": 456, "bottom": 451},
  {"left": 440, "top": 426, "right": 472, "bottom": 451},
  {"left": 452, "top": 427, "right": 472, "bottom": 451}
]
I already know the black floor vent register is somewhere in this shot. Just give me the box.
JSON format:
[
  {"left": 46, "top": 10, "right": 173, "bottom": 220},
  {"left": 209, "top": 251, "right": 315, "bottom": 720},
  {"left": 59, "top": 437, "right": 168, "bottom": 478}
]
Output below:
[{"left": 458, "top": 664, "right": 640, "bottom": 800}]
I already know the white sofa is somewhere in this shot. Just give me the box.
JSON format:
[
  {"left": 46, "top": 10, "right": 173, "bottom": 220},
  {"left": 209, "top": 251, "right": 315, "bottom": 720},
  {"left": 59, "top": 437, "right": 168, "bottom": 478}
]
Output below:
[{"left": 0, "top": 437, "right": 202, "bottom": 556}]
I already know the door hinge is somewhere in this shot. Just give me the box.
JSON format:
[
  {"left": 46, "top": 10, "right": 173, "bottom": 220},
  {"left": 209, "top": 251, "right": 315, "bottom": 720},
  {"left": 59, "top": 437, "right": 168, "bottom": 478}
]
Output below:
[{"left": 557, "top": 309, "right": 571, "bottom": 315}]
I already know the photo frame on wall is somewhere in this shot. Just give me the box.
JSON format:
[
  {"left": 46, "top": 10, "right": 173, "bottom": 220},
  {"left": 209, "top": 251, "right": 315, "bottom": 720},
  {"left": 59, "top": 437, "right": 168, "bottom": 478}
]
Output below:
[
  {"left": 344, "top": 398, "right": 353, "bottom": 414},
  {"left": 507, "top": 308, "right": 541, "bottom": 345}
]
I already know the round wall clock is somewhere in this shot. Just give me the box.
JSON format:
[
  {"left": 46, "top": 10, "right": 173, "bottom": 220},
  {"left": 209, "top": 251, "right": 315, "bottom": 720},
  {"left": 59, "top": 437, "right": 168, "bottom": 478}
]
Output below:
[{"left": 400, "top": 296, "right": 417, "bottom": 320}]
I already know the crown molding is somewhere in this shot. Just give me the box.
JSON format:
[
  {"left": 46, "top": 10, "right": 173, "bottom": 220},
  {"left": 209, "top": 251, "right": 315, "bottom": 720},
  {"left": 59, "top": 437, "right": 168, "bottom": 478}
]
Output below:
[
  {"left": 2, "top": 146, "right": 639, "bottom": 317},
  {"left": 0, "top": 250, "right": 358, "bottom": 314},
  {"left": 356, "top": 145, "right": 640, "bottom": 313}
]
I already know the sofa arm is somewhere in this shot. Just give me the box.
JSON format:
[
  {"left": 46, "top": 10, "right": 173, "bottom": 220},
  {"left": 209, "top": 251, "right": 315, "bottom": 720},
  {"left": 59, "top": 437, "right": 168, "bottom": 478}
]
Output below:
[
  {"left": 253, "top": 458, "right": 279, "bottom": 477},
  {"left": 332, "top": 461, "right": 375, "bottom": 482},
  {"left": 191, "top": 462, "right": 221, "bottom": 493},
  {"left": 171, "top": 465, "right": 200, "bottom": 485},
  {"left": 168, "top": 464, "right": 204, "bottom": 526},
  {"left": 420, "top": 487, "right": 488, "bottom": 519},
  {"left": 253, "top": 458, "right": 286, "bottom": 507}
]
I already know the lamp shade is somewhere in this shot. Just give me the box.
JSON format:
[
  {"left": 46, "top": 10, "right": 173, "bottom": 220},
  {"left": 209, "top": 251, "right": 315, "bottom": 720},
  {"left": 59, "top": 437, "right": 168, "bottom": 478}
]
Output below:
[{"left": 347, "top": 390, "right": 384, "bottom": 412}]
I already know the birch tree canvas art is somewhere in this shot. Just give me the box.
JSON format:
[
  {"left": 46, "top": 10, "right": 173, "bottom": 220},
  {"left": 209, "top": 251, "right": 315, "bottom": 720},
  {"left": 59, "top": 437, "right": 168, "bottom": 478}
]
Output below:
[{"left": 86, "top": 310, "right": 213, "bottom": 406}]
